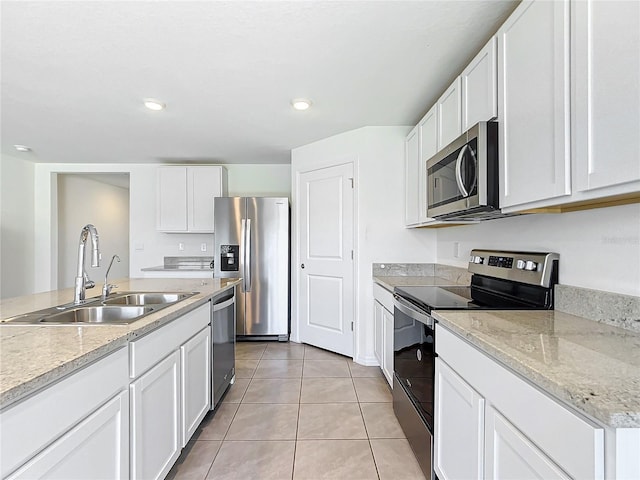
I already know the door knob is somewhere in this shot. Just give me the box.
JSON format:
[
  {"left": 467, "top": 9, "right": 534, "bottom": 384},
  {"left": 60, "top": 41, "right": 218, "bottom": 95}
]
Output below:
[{"left": 301, "top": 264, "right": 305, "bottom": 269}]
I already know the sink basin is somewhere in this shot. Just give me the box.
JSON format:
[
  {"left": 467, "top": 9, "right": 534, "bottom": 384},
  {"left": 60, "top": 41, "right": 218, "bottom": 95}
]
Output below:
[
  {"left": 1, "top": 291, "right": 198, "bottom": 326},
  {"left": 4, "top": 306, "right": 155, "bottom": 325},
  {"left": 103, "top": 292, "right": 192, "bottom": 306},
  {"left": 41, "top": 306, "right": 155, "bottom": 324}
]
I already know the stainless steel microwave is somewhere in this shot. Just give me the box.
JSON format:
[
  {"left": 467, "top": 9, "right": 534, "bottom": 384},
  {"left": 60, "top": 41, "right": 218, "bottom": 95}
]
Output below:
[{"left": 426, "top": 121, "right": 501, "bottom": 221}]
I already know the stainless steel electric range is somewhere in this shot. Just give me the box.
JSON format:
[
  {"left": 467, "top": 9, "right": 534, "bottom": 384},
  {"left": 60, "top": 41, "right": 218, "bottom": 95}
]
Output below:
[{"left": 392, "top": 250, "right": 559, "bottom": 480}]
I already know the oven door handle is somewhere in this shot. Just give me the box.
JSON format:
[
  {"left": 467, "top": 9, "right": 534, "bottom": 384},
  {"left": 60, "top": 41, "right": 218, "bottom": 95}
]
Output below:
[{"left": 393, "top": 294, "right": 433, "bottom": 327}]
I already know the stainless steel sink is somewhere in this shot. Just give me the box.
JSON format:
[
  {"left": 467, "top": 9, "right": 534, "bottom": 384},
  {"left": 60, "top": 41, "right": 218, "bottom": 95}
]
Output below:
[
  {"left": 41, "top": 306, "right": 155, "bottom": 324},
  {"left": 102, "top": 292, "right": 191, "bottom": 306},
  {"left": 1, "top": 291, "right": 197, "bottom": 325}
]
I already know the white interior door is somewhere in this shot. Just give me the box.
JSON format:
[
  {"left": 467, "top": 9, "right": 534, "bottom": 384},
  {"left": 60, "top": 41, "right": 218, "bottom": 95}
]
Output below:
[{"left": 297, "top": 163, "right": 354, "bottom": 357}]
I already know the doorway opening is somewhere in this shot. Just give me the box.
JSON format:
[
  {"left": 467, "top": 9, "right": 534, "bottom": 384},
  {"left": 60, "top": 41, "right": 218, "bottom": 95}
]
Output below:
[{"left": 57, "top": 173, "right": 130, "bottom": 289}]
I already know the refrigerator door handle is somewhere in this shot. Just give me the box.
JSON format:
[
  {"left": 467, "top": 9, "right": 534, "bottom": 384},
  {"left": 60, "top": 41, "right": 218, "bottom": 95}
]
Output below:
[
  {"left": 245, "top": 219, "right": 252, "bottom": 292},
  {"left": 240, "top": 218, "right": 247, "bottom": 292}
]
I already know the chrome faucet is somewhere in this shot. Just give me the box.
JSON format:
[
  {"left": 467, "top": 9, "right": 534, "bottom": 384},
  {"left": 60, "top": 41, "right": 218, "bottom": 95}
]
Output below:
[
  {"left": 74, "top": 224, "right": 100, "bottom": 304},
  {"left": 102, "top": 254, "right": 121, "bottom": 301}
]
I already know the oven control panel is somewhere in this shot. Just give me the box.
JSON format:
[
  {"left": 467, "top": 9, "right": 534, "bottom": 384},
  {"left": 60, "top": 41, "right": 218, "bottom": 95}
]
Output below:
[{"left": 468, "top": 250, "right": 559, "bottom": 287}]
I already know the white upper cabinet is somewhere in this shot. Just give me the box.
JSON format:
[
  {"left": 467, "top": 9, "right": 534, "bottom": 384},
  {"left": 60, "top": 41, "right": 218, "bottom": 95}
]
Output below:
[
  {"left": 572, "top": 0, "right": 640, "bottom": 194},
  {"left": 461, "top": 36, "right": 498, "bottom": 131},
  {"left": 498, "top": 0, "right": 571, "bottom": 209},
  {"left": 404, "top": 126, "right": 420, "bottom": 226},
  {"left": 418, "top": 106, "right": 438, "bottom": 223},
  {"left": 157, "top": 166, "right": 228, "bottom": 232},
  {"left": 437, "top": 77, "right": 462, "bottom": 149}
]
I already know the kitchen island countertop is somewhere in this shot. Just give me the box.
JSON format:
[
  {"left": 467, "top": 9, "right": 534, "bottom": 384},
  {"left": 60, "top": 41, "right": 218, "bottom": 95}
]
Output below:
[
  {"left": 0, "top": 277, "right": 241, "bottom": 409},
  {"left": 434, "top": 308, "right": 640, "bottom": 428}
]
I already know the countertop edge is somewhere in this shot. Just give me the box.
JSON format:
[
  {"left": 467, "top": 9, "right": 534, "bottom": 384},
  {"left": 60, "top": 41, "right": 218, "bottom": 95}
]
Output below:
[
  {"left": 433, "top": 311, "right": 640, "bottom": 429},
  {"left": 0, "top": 279, "right": 240, "bottom": 410}
]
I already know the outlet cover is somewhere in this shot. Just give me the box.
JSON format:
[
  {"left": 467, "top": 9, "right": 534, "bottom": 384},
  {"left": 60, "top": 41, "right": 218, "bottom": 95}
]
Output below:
[
  {"left": 178, "top": 243, "right": 185, "bottom": 251},
  {"left": 200, "top": 243, "right": 207, "bottom": 252}
]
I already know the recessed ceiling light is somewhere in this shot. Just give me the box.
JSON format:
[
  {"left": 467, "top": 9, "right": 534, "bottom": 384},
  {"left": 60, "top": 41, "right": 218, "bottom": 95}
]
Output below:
[
  {"left": 14, "top": 145, "right": 31, "bottom": 152},
  {"left": 291, "top": 98, "right": 312, "bottom": 111},
  {"left": 144, "top": 99, "right": 166, "bottom": 111}
]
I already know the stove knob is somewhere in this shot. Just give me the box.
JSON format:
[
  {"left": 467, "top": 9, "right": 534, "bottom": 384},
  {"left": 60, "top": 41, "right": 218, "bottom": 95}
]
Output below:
[
  {"left": 524, "top": 260, "right": 538, "bottom": 271},
  {"left": 474, "top": 256, "right": 484, "bottom": 264},
  {"left": 516, "top": 259, "right": 526, "bottom": 270},
  {"left": 469, "top": 255, "right": 475, "bottom": 263}
]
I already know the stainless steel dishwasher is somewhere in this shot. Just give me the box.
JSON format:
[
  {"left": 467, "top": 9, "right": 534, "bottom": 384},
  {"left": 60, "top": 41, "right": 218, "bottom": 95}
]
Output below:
[{"left": 211, "top": 289, "right": 235, "bottom": 408}]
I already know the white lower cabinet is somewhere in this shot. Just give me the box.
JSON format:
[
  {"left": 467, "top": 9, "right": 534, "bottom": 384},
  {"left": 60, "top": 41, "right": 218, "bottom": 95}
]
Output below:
[
  {"left": 129, "top": 302, "right": 212, "bottom": 479},
  {"left": 131, "top": 351, "right": 181, "bottom": 480},
  {"left": 373, "top": 300, "right": 383, "bottom": 366},
  {"left": 7, "top": 390, "right": 129, "bottom": 480},
  {"left": 373, "top": 283, "right": 395, "bottom": 387},
  {"left": 436, "top": 325, "right": 605, "bottom": 480},
  {"left": 485, "top": 406, "right": 569, "bottom": 479},
  {"left": 0, "top": 301, "right": 220, "bottom": 480},
  {"left": 434, "top": 358, "right": 484, "bottom": 480},
  {"left": 381, "top": 307, "right": 394, "bottom": 386},
  {"left": 0, "top": 347, "right": 129, "bottom": 479},
  {"left": 373, "top": 299, "right": 393, "bottom": 387},
  {"left": 181, "top": 326, "right": 211, "bottom": 446}
]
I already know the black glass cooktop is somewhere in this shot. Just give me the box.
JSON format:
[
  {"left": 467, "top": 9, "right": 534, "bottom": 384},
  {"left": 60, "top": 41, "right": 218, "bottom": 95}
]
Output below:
[{"left": 394, "top": 285, "right": 478, "bottom": 312}]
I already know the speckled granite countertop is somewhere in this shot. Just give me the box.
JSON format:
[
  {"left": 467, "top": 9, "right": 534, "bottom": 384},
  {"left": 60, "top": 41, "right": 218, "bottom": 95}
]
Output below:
[
  {"left": 433, "top": 309, "right": 640, "bottom": 428},
  {"left": 0, "top": 277, "right": 241, "bottom": 409},
  {"left": 373, "top": 276, "right": 466, "bottom": 291}
]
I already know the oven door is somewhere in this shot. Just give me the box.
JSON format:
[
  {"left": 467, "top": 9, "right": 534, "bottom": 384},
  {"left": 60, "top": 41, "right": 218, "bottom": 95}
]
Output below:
[{"left": 392, "top": 295, "right": 435, "bottom": 431}]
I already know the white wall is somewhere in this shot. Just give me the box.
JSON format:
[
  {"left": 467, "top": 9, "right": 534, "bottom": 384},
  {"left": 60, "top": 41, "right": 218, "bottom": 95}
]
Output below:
[
  {"left": 226, "top": 164, "right": 291, "bottom": 197},
  {"left": 0, "top": 154, "right": 35, "bottom": 299},
  {"left": 57, "top": 174, "right": 130, "bottom": 289},
  {"left": 436, "top": 203, "right": 640, "bottom": 296},
  {"left": 33, "top": 163, "right": 291, "bottom": 294},
  {"left": 291, "top": 126, "right": 437, "bottom": 365}
]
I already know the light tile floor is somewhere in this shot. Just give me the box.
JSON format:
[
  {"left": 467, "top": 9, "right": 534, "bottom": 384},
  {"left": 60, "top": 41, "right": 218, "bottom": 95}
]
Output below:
[{"left": 167, "top": 342, "right": 426, "bottom": 480}]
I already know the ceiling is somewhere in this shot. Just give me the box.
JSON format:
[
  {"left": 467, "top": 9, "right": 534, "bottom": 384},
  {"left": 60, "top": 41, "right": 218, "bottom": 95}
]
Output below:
[{"left": 1, "top": 1, "right": 518, "bottom": 165}]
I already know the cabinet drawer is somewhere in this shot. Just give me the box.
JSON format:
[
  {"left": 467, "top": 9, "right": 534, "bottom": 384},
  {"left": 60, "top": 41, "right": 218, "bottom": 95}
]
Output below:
[
  {"left": 436, "top": 325, "right": 604, "bottom": 480},
  {"left": 0, "top": 347, "right": 128, "bottom": 478},
  {"left": 373, "top": 283, "right": 394, "bottom": 312},
  {"left": 130, "top": 303, "right": 210, "bottom": 379}
]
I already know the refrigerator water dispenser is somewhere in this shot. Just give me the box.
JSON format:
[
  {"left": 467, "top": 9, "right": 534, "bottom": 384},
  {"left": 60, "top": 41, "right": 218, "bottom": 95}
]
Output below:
[{"left": 220, "top": 245, "right": 239, "bottom": 271}]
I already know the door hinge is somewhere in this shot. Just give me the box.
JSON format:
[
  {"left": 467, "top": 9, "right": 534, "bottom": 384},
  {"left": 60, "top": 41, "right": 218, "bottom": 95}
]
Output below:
[
  {"left": 348, "top": 177, "right": 354, "bottom": 188},
  {"left": 351, "top": 321, "right": 354, "bottom": 331}
]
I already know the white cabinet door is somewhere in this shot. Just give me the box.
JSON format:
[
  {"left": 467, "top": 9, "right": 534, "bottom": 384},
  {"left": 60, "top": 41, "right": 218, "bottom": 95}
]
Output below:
[
  {"left": 188, "top": 166, "right": 224, "bottom": 232},
  {"left": 418, "top": 106, "right": 438, "bottom": 223},
  {"left": 404, "top": 126, "right": 420, "bottom": 226},
  {"left": 382, "top": 306, "right": 394, "bottom": 387},
  {"left": 573, "top": 0, "right": 640, "bottom": 193},
  {"left": 158, "top": 166, "right": 227, "bottom": 232},
  {"left": 181, "top": 326, "right": 211, "bottom": 447},
  {"left": 434, "top": 358, "right": 484, "bottom": 480},
  {"left": 498, "top": 0, "right": 571, "bottom": 208},
  {"left": 437, "top": 77, "right": 462, "bottom": 149},
  {"left": 462, "top": 36, "right": 498, "bottom": 131},
  {"left": 7, "top": 391, "right": 129, "bottom": 480},
  {"left": 485, "top": 406, "right": 569, "bottom": 480},
  {"left": 131, "top": 351, "right": 181, "bottom": 480},
  {"left": 157, "top": 167, "right": 188, "bottom": 232},
  {"left": 373, "top": 300, "right": 383, "bottom": 366}
]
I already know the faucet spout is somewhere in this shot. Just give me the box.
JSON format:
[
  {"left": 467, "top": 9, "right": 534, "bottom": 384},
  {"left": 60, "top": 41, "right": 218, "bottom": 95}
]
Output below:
[
  {"left": 74, "top": 224, "right": 100, "bottom": 304},
  {"left": 102, "top": 254, "right": 121, "bottom": 301}
]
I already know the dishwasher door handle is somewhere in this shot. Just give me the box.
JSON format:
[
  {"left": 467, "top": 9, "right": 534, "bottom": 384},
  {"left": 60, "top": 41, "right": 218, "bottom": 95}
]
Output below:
[{"left": 213, "top": 297, "right": 234, "bottom": 312}]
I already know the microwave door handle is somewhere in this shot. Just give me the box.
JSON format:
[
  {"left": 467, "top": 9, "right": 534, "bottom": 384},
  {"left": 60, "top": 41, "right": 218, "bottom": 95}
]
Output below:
[{"left": 455, "top": 144, "right": 470, "bottom": 198}]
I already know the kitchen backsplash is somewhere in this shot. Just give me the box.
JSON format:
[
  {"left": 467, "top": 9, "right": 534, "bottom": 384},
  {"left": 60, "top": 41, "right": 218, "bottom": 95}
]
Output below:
[
  {"left": 372, "top": 263, "right": 435, "bottom": 277},
  {"left": 372, "top": 263, "right": 471, "bottom": 285},
  {"left": 555, "top": 284, "right": 640, "bottom": 334}
]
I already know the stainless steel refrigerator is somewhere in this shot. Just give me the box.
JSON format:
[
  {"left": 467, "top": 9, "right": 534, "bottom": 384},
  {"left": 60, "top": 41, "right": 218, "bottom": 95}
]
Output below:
[{"left": 213, "top": 197, "right": 290, "bottom": 340}]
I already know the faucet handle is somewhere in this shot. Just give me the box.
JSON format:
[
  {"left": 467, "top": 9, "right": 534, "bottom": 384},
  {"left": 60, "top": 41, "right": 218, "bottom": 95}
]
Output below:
[{"left": 85, "top": 280, "right": 96, "bottom": 289}]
